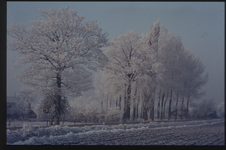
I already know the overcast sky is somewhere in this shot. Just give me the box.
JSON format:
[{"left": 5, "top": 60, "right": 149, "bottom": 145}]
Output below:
[{"left": 7, "top": 2, "right": 224, "bottom": 105}]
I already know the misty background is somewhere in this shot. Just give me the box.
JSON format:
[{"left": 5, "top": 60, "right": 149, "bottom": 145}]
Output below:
[{"left": 7, "top": 2, "right": 224, "bottom": 106}]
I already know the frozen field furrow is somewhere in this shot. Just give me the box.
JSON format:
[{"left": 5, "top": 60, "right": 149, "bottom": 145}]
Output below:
[
  {"left": 7, "top": 118, "right": 224, "bottom": 145},
  {"left": 66, "top": 122, "right": 225, "bottom": 145}
]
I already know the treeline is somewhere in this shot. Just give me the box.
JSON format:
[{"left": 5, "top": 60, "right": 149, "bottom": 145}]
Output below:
[
  {"left": 94, "top": 20, "right": 208, "bottom": 122},
  {"left": 7, "top": 7, "right": 209, "bottom": 125}
]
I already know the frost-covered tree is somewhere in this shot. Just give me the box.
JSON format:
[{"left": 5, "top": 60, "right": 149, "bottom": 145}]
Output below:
[
  {"left": 69, "top": 96, "right": 87, "bottom": 123},
  {"left": 183, "top": 51, "right": 208, "bottom": 119},
  {"left": 155, "top": 25, "right": 184, "bottom": 120},
  {"left": 94, "top": 19, "right": 208, "bottom": 122},
  {"left": 70, "top": 95, "right": 121, "bottom": 123},
  {"left": 174, "top": 49, "right": 189, "bottom": 120},
  {"left": 7, "top": 7, "right": 108, "bottom": 125},
  {"left": 149, "top": 19, "right": 160, "bottom": 53},
  {"left": 83, "top": 99, "right": 101, "bottom": 123},
  {"left": 7, "top": 96, "right": 25, "bottom": 120},
  {"left": 7, "top": 91, "right": 36, "bottom": 125},
  {"left": 69, "top": 96, "right": 101, "bottom": 123},
  {"left": 104, "top": 30, "right": 152, "bottom": 122},
  {"left": 189, "top": 99, "right": 216, "bottom": 119},
  {"left": 139, "top": 20, "right": 161, "bottom": 121},
  {"left": 104, "top": 107, "right": 121, "bottom": 123},
  {"left": 37, "top": 94, "right": 71, "bottom": 125},
  {"left": 94, "top": 69, "right": 122, "bottom": 112}
]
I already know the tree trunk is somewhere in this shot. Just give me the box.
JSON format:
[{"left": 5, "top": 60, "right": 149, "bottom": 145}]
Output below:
[
  {"left": 74, "top": 117, "right": 76, "bottom": 124},
  {"left": 160, "top": 92, "right": 165, "bottom": 120},
  {"left": 62, "top": 115, "right": 65, "bottom": 125},
  {"left": 8, "top": 120, "right": 11, "bottom": 126},
  {"left": 101, "top": 100, "right": 103, "bottom": 111},
  {"left": 157, "top": 90, "right": 161, "bottom": 120},
  {"left": 123, "top": 81, "right": 131, "bottom": 122},
  {"left": 142, "top": 91, "right": 147, "bottom": 120},
  {"left": 133, "top": 104, "right": 136, "bottom": 121},
  {"left": 163, "top": 92, "right": 169, "bottom": 119},
  {"left": 116, "top": 98, "right": 118, "bottom": 107},
  {"left": 54, "top": 73, "right": 61, "bottom": 125},
  {"left": 150, "top": 88, "right": 155, "bottom": 121},
  {"left": 143, "top": 90, "right": 151, "bottom": 121},
  {"left": 143, "top": 92, "right": 148, "bottom": 121},
  {"left": 175, "top": 93, "right": 179, "bottom": 120},
  {"left": 54, "top": 95, "right": 61, "bottom": 125},
  {"left": 149, "top": 102, "right": 153, "bottom": 121},
  {"left": 136, "top": 101, "right": 139, "bottom": 120},
  {"left": 127, "top": 82, "right": 131, "bottom": 121},
  {"left": 119, "top": 96, "right": 121, "bottom": 110},
  {"left": 140, "top": 97, "right": 143, "bottom": 119},
  {"left": 123, "top": 84, "right": 127, "bottom": 114},
  {"left": 168, "top": 89, "right": 173, "bottom": 120},
  {"left": 180, "top": 95, "right": 184, "bottom": 120},
  {"left": 132, "top": 99, "right": 136, "bottom": 121},
  {"left": 186, "top": 95, "right": 190, "bottom": 120},
  {"left": 136, "top": 95, "right": 140, "bottom": 120},
  {"left": 133, "top": 86, "right": 137, "bottom": 121},
  {"left": 149, "top": 101, "right": 152, "bottom": 120},
  {"left": 143, "top": 107, "right": 148, "bottom": 120},
  {"left": 143, "top": 94, "right": 148, "bottom": 121},
  {"left": 50, "top": 115, "right": 54, "bottom": 125},
  {"left": 149, "top": 91, "right": 152, "bottom": 120},
  {"left": 132, "top": 95, "right": 135, "bottom": 121},
  {"left": 106, "top": 94, "right": 108, "bottom": 110}
]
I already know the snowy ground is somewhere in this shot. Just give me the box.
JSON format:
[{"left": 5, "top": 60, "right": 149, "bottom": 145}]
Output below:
[
  {"left": 7, "top": 118, "right": 225, "bottom": 145},
  {"left": 6, "top": 121, "right": 94, "bottom": 129}
]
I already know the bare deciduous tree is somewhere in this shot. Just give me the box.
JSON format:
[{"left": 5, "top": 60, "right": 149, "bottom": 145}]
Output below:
[{"left": 7, "top": 7, "right": 108, "bottom": 125}]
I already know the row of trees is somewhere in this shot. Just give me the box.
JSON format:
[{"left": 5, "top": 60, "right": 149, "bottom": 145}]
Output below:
[
  {"left": 7, "top": 7, "right": 209, "bottom": 125},
  {"left": 69, "top": 96, "right": 121, "bottom": 123},
  {"left": 95, "top": 20, "right": 208, "bottom": 122},
  {"left": 35, "top": 96, "right": 120, "bottom": 125},
  {"left": 189, "top": 98, "right": 223, "bottom": 119}
]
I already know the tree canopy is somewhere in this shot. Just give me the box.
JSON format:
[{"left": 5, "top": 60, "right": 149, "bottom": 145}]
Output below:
[{"left": 7, "top": 7, "right": 109, "bottom": 124}]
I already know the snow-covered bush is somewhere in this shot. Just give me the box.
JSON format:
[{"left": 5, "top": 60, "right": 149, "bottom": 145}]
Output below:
[
  {"left": 36, "top": 94, "right": 72, "bottom": 125},
  {"left": 7, "top": 91, "right": 36, "bottom": 121},
  {"left": 69, "top": 95, "right": 122, "bottom": 124},
  {"left": 83, "top": 101, "right": 101, "bottom": 123},
  {"left": 189, "top": 99, "right": 217, "bottom": 119},
  {"left": 104, "top": 107, "right": 121, "bottom": 123},
  {"left": 70, "top": 96, "right": 103, "bottom": 123}
]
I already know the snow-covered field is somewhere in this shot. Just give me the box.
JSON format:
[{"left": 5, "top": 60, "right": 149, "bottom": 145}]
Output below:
[
  {"left": 7, "top": 118, "right": 225, "bottom": 145},
  {"left": 7, "top": 121, "right": 94, "bottom": 128}
]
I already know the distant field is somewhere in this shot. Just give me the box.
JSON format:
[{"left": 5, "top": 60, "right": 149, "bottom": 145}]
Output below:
[
  {"left": 6, "top": 118, "right": 223, "bottom": 130},
  {"left": 6, "top": 121, "right": 96, "bottom": 129}
]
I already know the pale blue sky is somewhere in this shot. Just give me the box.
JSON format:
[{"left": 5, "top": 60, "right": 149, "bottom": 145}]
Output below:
[{"left": 7, "top": 2, "right": 224, "bottom": 105}]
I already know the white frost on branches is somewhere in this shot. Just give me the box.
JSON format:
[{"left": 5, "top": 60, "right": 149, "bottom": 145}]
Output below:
[{"left": 7, "top": 7, "right": 109, "bottom": 98}]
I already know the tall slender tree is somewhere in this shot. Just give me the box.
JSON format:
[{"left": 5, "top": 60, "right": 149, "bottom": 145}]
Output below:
[{"left": 104, "top": 30, "right": 154, "bottom": 122}]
